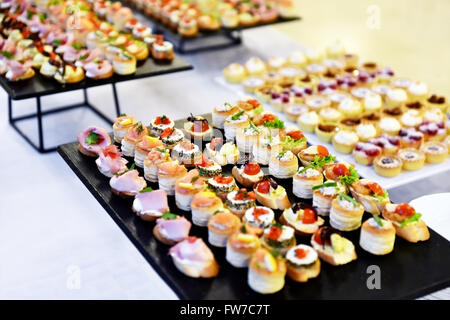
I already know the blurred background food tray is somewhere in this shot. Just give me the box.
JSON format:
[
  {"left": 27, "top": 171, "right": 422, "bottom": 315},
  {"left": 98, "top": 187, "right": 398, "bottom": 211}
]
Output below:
[{"left": 57, "top": 114, "right": 450, "bottom": 299}]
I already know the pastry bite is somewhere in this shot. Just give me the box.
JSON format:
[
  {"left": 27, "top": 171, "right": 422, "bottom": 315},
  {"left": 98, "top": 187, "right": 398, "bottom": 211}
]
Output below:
[
  {"left": 96, "top": 145, "right": 128, "bottom": 177},
  {"left": 198, "top": 14, "right": 220, "bottom": 31},
  {"left": 248, "top": 248, "right": 286, "bottom": 294},
  {"left": 121, "top": 122, "right": 148, "bottom": 157},
  {"left": 293, "top": 166, "right": 323, "bottom": 199},
  {"left": 264, "top": 73, "right": 282, "bottom": 86},
  {"left": 359, "top": 216, "right": 396, "bottom": 255},
  {"left": 207, "top": 174, "right": 237, "bottom": 200},
  {"left": 311, "top": 226, "right": 357, "bottom": 266},
  {"left": 196, "top": 155, "right": 222, "bottom": 177},
  {"left": 54, "top": 64, "right": 85, "bottom": 84},
  {"left": 419, "top": 121, "right": 446, "bottom": 142},
  {"left": 208, "top": 210, "right": 241, "bottom": 248},
  {"left": 112, "top": 51, "right": 137, "bottom": 75},
  {"left": 169, "top": 237, "right": 219, "bottom": 278},
  {"left": 382, "top": 203, "right": 430, "bottom": 243},
  {"left": 221, "top": 9, "right": 239, "bottom": 28},
  {"left": 329, "top": 194, "right": 364, "bottom": 231},
  {"left": 427, "top": 94, "right": 448, "bottom": 113},
  {"left": 225, "top": 188, "right": 257, "bottom": 218},
  {"left": 267, "top": 56, "right": 286, "bottom": 71},
  {"left": 239, "top": 12, "right": 260, "bottom": 27},
  {"left": 261, "top": 223, "right": 296, "bottom": 255},
  {"left": 376, "top": 67, "right": 395, "bottom": 84},
  {"left": 386, "top": 88, "right": 407, "bottom": 108},
  {"left": 349, "top": 179, "right": 389, "bottom": 215},
  {"left": 212, "top": 102, "right": 239, "bottom": 128},
  {"left": 369, "top": 134, "right": 401, "bottom": 155},
  {"left": 245, "top": 57, "right": 266, "bottom": 76},
  {"left": 77, "top": 126, "right": 112, "bottom": 157},
  {"left": 126, "top": 40, "right": 149, "bottom": 61},
  {"left": 401, "top": 110, "right": 423, "bottom": 128},
  {"left": 224, "top": 110, "right": 250, "bottom": 141},
  {"left": 236, "top": 121, "right": 261, "bottom": 153},
  {"left": 150, "top": 115, "right": 175, "bottom": 137},
  {"left": 285, "top": 104, "right": 308, "bottom": 122},
  {"left": 153, "top": 212, "right": 192, "bottom": 245},
  {"left": 326, "top": 40, "right": 346, "bottom": 59},
  {"left": 143, "top": 147, "right": 171, "bottom": 182},
  {"left": 351, "top": 87, "right": 373, "bottom": 101},
  {"left": 420, "top": 141, "right": 448, "bottom": 163},
  {"left": 355, "top": 123, "right": 377, "bottom": 142},
  {"left": 269, "top": 149, "right": 298, "bottom": 179},
  {"left": 172, "top": 141, "right": 202, "bottom": 167},
  {"left": 178, "top": 17, "right": 198, "bottom": 37},
  {"left": 110, "top": 167, "right": 147, "bottom": 198},
  {"left": 254, "top": 177, "right": 291, "bottom": 210},
  {"left": 242, "top": 77, "right": 265, "bottom": 93},
  {"left": 323, "top": 162, "right": 356, "bottom": 182},
  {"left": 315, "top": 123, "right": 339, "bottom": 143},
  {"left": 255, "top": 85, "right": 275, "bottom": 103},
  {"left": 157, "top": 160, "right": 187, "bottom": 195},
  {"left": 226, "top": 226, "right": 260, "bottom": 268},
  {"left": 398, "top": 148, "right": 425, "bottom": 170},
  {"left": 319, "top": 107, "right": 342, "bottom": 124},
  {"left": 340, "top": 53, "right": 359, "bottom": 68},
  {"left": 391, "top": 78, "right": 413, "bottom": 90},
  {"left": 329, "top": 91, "right": 351, "bottom": 108},
  {"left": 232, "top": 161, "right": 264, "bottom": 188},
  {"left": 297, "top": 111, "right": 319, "bottom": 133},
  {"left": 378, "top": 117, "right": 401, "bottom": 136},
  {"left": 134, "top": 135, "right": 163, "bottom": 167},
  {"left": 305, "top": 95, "right": 331, "bottom": 113},
  {"left": 270, "top": 92, "right": 293, "bottom": 112},
  {"left": 373, "top": 155, "right": 403, "bottom": 177},
  {"left": 151, "top": 35, "right": 174, "bottom": 61},
  {"left": 423, "top": 108, "right": 445, "bottom": 123},
  {"left": 399, "top": 128, "right": 424, "bottom": 149},
  {"left": 332, "top": 130, "right": 359, "bottom": 154},
  {"left": 352, "top": 142, "right": 382, "bottom": 165},
  {"left": 183, "top": 114, "right": 212, "bottom": 141},
  {"left": 323, "top": 59, "right": 345, "bottom": 76},
  {"left": 175, "top": 169, "right": 206, "bottom": 211},
  {"left": 338, "top": 98, "right": 363, "bottom": 118},
  {"left": 160, "top": 127, "right": 184, "bottom": 149},
  {"left": 243, "top": 206, "right": 275, "bottom": 236},
  {"left": 312, "top": 181, "right": 346, "bottom": 216},
  {"left": 339, "top": 117, "right": 361, "bottom": 132},
  {"left": 132, "top": 188, "right": 169, "bottom": 221},
  {"left": 446, "top": 136, "right": 450, "bottom": 152},
  {"left": 280, "top": 127, "right": 307, "bottom": 154},
  {"left": 205, "top": 138, "right": 240, "bottom": 166},
  {"left": 191, "top": 191, "right": 224, "bottom": 227},
  {"left": 305, "top": 63, "right": 327, "bottom": 77},
  {"left": 281, "top": 203, "right": 324, "bottom": 236},
  {"left": 286, "top": 244, "right": 321, "bottom": 282},
  {"left": 407, "top": 81, "right": 429, "bottom": 103},
  {"left": 298, "top": 145, "right": 333, "bottom": 168}
]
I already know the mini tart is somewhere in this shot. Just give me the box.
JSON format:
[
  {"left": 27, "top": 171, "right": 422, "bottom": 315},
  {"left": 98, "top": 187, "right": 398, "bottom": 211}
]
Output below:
[
  {"left": 255, "top": 85, "right": 275, "bottom": 103},
  {"left": 212, "top": 102, "right": 239, "bottom": 129},
  {"left": 297, "top": 111, "right": 319, "bottom": 132},
  {"left": 245, "top": 57, "right": 266, "bottom": 76},
  {"left": 352, "top": 142, "right": 382, "bottom": 165},
  {"left": 261, "top": 224, "right": 296, "bottom": 255},
  {"left": 225, "top": 189, "right": 257, "bottom": 218},
  {"left": 355, "top": 123, "right": 378, "bottom": 142},
  {"left": 378, "top": 117, "right": 401, "bottom": 136},
  {"left": 207, "top": 211, "right": 241, "bottom": 248},
  {"left": 373, "top": 155, "right": 403, "bottom": 177},
  {"left": 329, "top": 196, "right": 364, "bottom": 231},
  {"left": 281, "top": 206, "right": 325, "bottom": 236},
  {"left": 332, "top": 130, "right": 359, "bottom": 154},
  {"left": 419, "top": 121, "right": 447, "bottom": 142},
  {"left": 362, "top": 92, "right": 383, "bottom": 115},
  {"left": 369, "top": 135, "right": 401, "bottom": 155},
  {"left": 339, "top": 117, "right": 361, "bottom": 132},
  {"left": 305, "top": 95, "right": 331, "bottom": 112},
  {"left": 446, "top": 136, "right": 450, "bottom": 152},
  {"left": 242, "top": 77, "right": 265, "bottom": 93},
  {"left": 243, "top": 207, "right": 275, "bottom": 236},
  {"left": 319, "top": 107, "right": 342, "bottom": 124},
  {"left": 338, "top": 98, "right": 363, "bottom": 118},
  {"left": 401, "top": 110, "right": 423, "bottom": 128},
  {"left": 405, "top": 101, "right": 425, "bottom": 114},
  {"left": 223, "top": 63, "right": 246, "bottom": 83},
  {"left": 285, "top": 104, "right": 308, "bottom": 122},
  {"left": 359, "top": 218, "right": 396, "bottom": 255},
  {"left": 420, "top": 142, "right": 448, "bottom": 163},
  {"left": 386, "top": 88, "right": 408, "bottom": 108},
  {"left": 315, "top": 123, "right": 338, "bottom": 143},
  {"left": 399, "top": 128, "right": 424, "bottom": 149},
  {"left": 248, "top": 248, "right": 286, "bottom": 294},
  {"left": 269, "top": 150, "right": 299, "bottom": 179},
  {"left": 398, "top": 148, "right": 425, "bottom": 170},
  {"left": 427, "top": 94, "right": 448, "bottom": 113},
  {"left": 361, "top": 112, "right": 381, "bottom": 126},
  {"left": 329, "top": 92, "right": 351, "bottom": 108},
  {"left": 293, "top": 167, "right": 324, "bottom": 199},
  {"left": 286, "top": 245, "right": 321, "bottom": 283},
  {"left": 408, "top": 81, "right": 429, "bottom": 103}
]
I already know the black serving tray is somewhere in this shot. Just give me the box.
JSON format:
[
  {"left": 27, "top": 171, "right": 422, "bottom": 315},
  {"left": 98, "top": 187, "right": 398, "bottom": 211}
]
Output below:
[
  {"left": 0, "top": 56, "right": 192, "bottom": 100},
  {"left": 57, "top": 114, "right": 450, "bottom": 299}
]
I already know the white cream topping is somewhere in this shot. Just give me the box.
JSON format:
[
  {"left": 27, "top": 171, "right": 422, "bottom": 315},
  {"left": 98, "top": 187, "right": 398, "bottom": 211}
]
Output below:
[
  {"left": 245, "top": 58, "right": 266, "bottom": 73},
  {"left": 297, "top": 166, "right": 320, "bottom": 178},
  {"left": 379, "top": 117, "right": 401, "bottom": 131},
  {"left": 244, "top": 207, "right": 274, "bottom": 227},
  {"left": 264, "top": 225, "right": 294, "bottom": 242},
  {"left": 364, "top": 93, "right": 382, "bottom": 109},
  {"left": 387, "top": 88, "right": 407, "bottom": 102},
  {"left": 299, "top": 111, "right": 319, "bottom": 124},
  {"left": 408, "top": 81, "right": 428, "bottom": 96},
  {"left": 356, "top": 124, "right": 377, "bottom": 139},
  {"left": 334, "top": 130, "right": 358, "bottom": 144},
  {"left": 339, "top": 98, "right": 361, "bottom": 112},
  {"left": 286, "top": 244, "right": 318, "bottom": 265},
  {"left": 401, "top": 110, "right": 423, "bottom": 127}
]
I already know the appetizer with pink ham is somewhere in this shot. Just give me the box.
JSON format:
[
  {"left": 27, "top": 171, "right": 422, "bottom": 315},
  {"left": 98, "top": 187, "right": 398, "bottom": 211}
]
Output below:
[
  {"left": 153, "top": 212, "right": 192, "bottom": 245},
  {"left": 132, "top": 188, "right": 169, "bottom": 221},
  {"left": 169, "top": 236, "right": 219, "bottom": 278},
  {"left": 95, "top": 145, "right": 128, "bottom": 177},
  {"left": 77, "top": 126, "right": 112, "bottom": 157},
  {"left": 109, "top": 165, "right": 147, "bottom": 198}
]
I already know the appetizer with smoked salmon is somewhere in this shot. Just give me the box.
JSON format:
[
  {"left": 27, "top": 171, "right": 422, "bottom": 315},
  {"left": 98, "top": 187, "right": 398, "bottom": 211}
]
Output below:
[
  {"left": 134, "top": 135, "right": 163, "bottom": 168},
  {"left": 253, "top": 177, "right": 290, "bottom": 210},
  {"left": 183, "top": 114, "right": 212, "bottom": 141},
  {"left": 261, "top": 223, "right": 296, "bottom": 255},
  {"left": 113, "top": 115, "right": 136, "bottom": 143},
  {"left": 281, "top": 203, "right": 325, "bottom": 236},
  {"left": 208, "top": 209, "right": 241, "bottom": 247},
  {"left": 232, "top": 161, "right": 264, "bottom": 188},
  {"left": 191, "top": 191, "right": 224, "bottom": 227},
  {"left": 286, "top": 244, "right": 321, "bottom": 283},
  {"left": 329, "top": 194, "right": 365, "bottom": 231},
  {"left": 143, "top": 147, "right": 171, "bottom": 182},
  {"left": 174, "top": 169, "right": 207, "bottom": 211},
  {"left": 78, "top": 126, "right": 112, "bottom": 157},
  {"left": 293, "top": 166, "right": 323, "bottom": 199},
  {"left": 349, "top": 179, "right": 390, "bottom": 215},
  {"left": 205, "top": 138, "right": 240, "bottom": 166},
  {"left": 226, "top": 225, "right": 260, "bottom": 268},
  {"left": 150, "top": 115, "right": 175, "bottom": 137},
  {"left": 157, "top": 160, "right": 187, "bottom": 195},
  {"left": 243, "top": 206, "right": 275, "bottom": 236},
  {"left": 132, "top": 188, "right": 169, "bottom": 222},
  {"left": 153, "top": 212, "right": 192, "bottom": 246},
  {"left": 248, "top": 248, "right": 286, "bottom": 294},
  {"left": 382, "top": 203, "right": 430, "bottom": 243},
  {"left": 196, "top": 155, "right": 222, "bottom": 177},
  {"left": 207, "top": 174, "right": 238, "bottom": 201},
  {"left": 121, "top": 122, "right": 148, "bottom": 157},
  {"left": 110, "top": 165, "right": 147, "bottom": 198},
  {"left": 160, "top": 127, "right": 184, "bottom": 149},
  {"left": 169, "top": 237, "right": 219, "bottom": 278},
  {"left": 95, "top": 145, "right": 128, "bottom": 177},
  {"left": 311, "top": 227, "right": 357, "bottom": 266},
  {"left": 225, "top": 188, "right": 257, "bottom": 218},
  {"left": 359, "top": 216, "right": 396, "bottom": 255}
]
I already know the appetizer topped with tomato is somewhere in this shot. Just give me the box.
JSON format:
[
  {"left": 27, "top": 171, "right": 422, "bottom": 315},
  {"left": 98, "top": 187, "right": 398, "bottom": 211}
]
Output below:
[
  {"left": 232, "top": 160, "right": 264, "bottom": 188},
  {"left": 298, "top": 145, "right": 334, "bottom": 168},
  {"left": 150, "top": 115, "right": 174, "bottom": 136},
  {"left": 196, "top": 154, "right": 222, "bottom": 177},
  {"left": 281, "top": 203, "right": 325, "bottom": 235},
  {"left": 349, "top": 178, "right": 390, "bottom": 215},
  {"left": 225, "top": 188, "right": 257, "bottom": 218},
  {"left": 184, "top": 114, "right": 212, "bottom": 140},
  {"left": 281, "top": 127, "right": 307, "bottom": 154},
  {"left": 253, "top": 176, "right": 291, "bottom": 210},
  {"left": 261, "top": 223, "right": 296, "bottom": 255}
]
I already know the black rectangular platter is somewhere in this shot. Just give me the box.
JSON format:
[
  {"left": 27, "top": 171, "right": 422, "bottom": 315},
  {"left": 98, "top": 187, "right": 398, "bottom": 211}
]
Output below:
[
  {"left": 0, "top": 56, "right": 192, "bottom": 100},
  {"left": 58, "top": 114, "right": 450, "bottom": 299}
]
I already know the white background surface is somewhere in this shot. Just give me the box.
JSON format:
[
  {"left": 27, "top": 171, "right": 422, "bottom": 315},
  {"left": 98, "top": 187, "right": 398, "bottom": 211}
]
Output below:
[{"left": 0, "top": 28, "right": 448, "bottom": 299}]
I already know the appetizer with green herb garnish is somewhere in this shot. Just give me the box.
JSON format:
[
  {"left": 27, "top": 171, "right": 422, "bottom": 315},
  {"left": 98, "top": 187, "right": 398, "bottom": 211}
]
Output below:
[
  {"left": 224, "top": 110, "right": 250, "bottom": 140},
  {"left": 329, "top": 193, "right": 364, "bottom": 231},
  {"left": 77, "top": 126, "right": 112, "bottom": 157},
  {"left": 360, "top": 215, "right": 396, "bottom": 255},
  {"left": 349, "top": 179, "right": 390, "bottom": 215}
]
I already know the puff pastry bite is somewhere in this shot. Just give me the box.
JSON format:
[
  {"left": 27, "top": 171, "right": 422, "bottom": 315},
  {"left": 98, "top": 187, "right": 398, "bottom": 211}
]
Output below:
[
  {"left": 226, "top": 225, "right": 260, "bottom": 268},
  {"left": 359, "top": 216, "right": 396, "bottom": 255},
  {"left": 269, "top": 149, "right": 299, "bottom": 179},
  {"left": 261, "top": 223, "right": 296, "bottom": 255},
  {"left": 293, "top": 166, "right": 323, "bottom": 199},
  {"left": 208, "top": 210, "right": 241, "bottom": 248},
  {"left": 382, "top": 203, "right": 430, "bottom": 243},
  {"left": 329, "top": 194, "right": 365, "bottom": 231},
  {"left": 248, "top": 248, "right": 286, "bottom": 294},
  {"left": 212, "top": 102, "right": 239, "bottom": 129},
  {"left": 312, "top": 181, "right": 346, "bottom": 216},
  {"left": 349, "top": 179, "right": 390, "bottom": 215}
]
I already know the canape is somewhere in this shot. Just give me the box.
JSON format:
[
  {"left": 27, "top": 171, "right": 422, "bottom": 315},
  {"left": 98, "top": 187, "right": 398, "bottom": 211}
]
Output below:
[
  {"left": 281, "top": 203, "right": 325, "bottom": 236},
  {"left": 153, "top": 212, "right": 192, "bottom": 245},
  {"left": 159, "top": 127, "right": 184, "bottom": 149},
  {"left": 132, "top": 189, "right": 169, "bottom": 222},
  {"left": 329, "top": 194, "right": 365, "bottom": 231},
  {"left": 280, "top": 127, "right": 307, "bottom": 155},
  {"left": 312, "top": 181, "right": 346, "bottom": 216},
  {"left": 110, "top": 167, "right": 147, "bottom": 198},
  {"left": 169, "top": 237, "right": 219, "bottom": 278},
  {"left": 254, "top": 177, "right": 291, "bottom": 210},
  {"left": 208, "top": 210, "right": 241, "bottom": 248},
  {"left": 269, "top": 149, "right": 299, "bottom": 179},
  {"left": 298, "top": 145, "right": 332, "bottom": 168},
  {"left": 174, "top": 169, "right": 206, "bottom": 211},
  {"left": 286, "top": 244, "right": 321, "bottom": 283},
  {"left": 207, "top": 174, "right": 237, "bottom": 200},
  {"left": 225, "top": 188, "right": 257, "bottom": 219},
  {"left": 232, "top": 161, "right": 264, "bottom": 188},
  {"left": 121, "top": 122, "right": 148, "bottom": 157},
  {"left": 77, "top": 126, "right": 112, "bottom": 157},
  {"left": 310, "top": 227, "right": 357, "bottom": 266},
  {"left": 236, "top": 121, "right": 261, "bottom": 153},
  {"left": 143, "top": 147, "right": 171, "bottom": 182},
  {"left": 171, "top": 141, "right": 202, "bottom": 167},
  {"left": 212, "top": 102, "right": 239, "bottom": 128},
  {"left": 96, "top": 145, "right": 128, "bottom": 177},
  {"left": 382, "top": 203, "right": 430, "bottom": 243},
  {"left": 157, "top": 160, "right": 187, "bottom": 195},
  {"left": 243, "top": 206, "right": 275, "bottom": 236},
  {"left": 226, "top": 225, "right": 260, "bottom": 268},
  {"left": 183, "top": 114, "right": 212, "bottom": 141},
  {"left": 113, "top": 114, "right": 136, "bottom": 143},
  {"left": 293, "top": 166, "right": 323, "bottom": 199},
  {"left": 196, "top": 155, "right": 222, "bottom": 177},
  {"left": 349, "top": 179, "right": 390, "bottom": 215},
  {"left": 150, "top": 115, "right": 175, "bottom": 137},
  {"left": 359, "top": 216, "right": 396, "bottom": 255},
  {"left": 112, "top": 51, "right": 137, "bottom": 75},
  {"left": 134, "top": 135, "right": 163, "bottom": 167},
  {"left": 205, "top": 138, "right": 240, "bottom": 166},
  {"left": 224, "top": 111, "right": 250, "bottom": 141},
  {"left": 248, "top": 248, "right": 286, "bottom": 294},
  {"left": 191, "top": 191, "right": 224, "bottom": 227},
  {"left": 151, "top": 35, "right": 174, "bottom": 61},
  {"left": 261, "top": 223, "right": 296, "bottom": 255}
]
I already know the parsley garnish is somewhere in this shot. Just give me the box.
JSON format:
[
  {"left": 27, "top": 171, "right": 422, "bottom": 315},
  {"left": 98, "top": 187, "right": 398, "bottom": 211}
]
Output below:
[
  {"left": 312, "top": 181, "right": 337, "bottom": 191},
  {"left": 1, "top": 51, "right": 14, "bottom": 58},
  {"left": 231, "top": 110, "right": 245, "bottom": 121},
  {"left": 339, "top": 166, "right": 360, "bottom": 186},
  {"left": 240, "top": 225, "right": 247, "bottom": 234},
  {"left": 26, "top": 10, "right": 33, "bottom": 19},
  {"left": 161, "top": 211, "right": 178, "bottom": 220},
  {"left": 139, "top": 187, "right": 153, "bottom": 193},
  {"left": 310, "top": 154, "right": 336, "bottom": 169},
  {"left": 133, "top": 122, "right": 144, "bottom": 134},
  {"left": 372, "top": 214, "right": 383, "bottom": 227},
  {"left": 264, "top": 119, "right": 284, "bottom": 129},
  {"left": 85, "top": 131, "right": 99, "bottom": 145},
  {"left": 72, "top": 42, "right": 82, "bottom": 50},
  {"left": 190, "top": 175, "right": 199, "bottom": 183},
  {"left": 399, "top": 213, "right": 422, "bottom": 227},
  {"left": 277, "top": 150, "right": 287, "bottom": 159},
  {"left": 39, "top": 13, "right": 47, "bottom": 22}
]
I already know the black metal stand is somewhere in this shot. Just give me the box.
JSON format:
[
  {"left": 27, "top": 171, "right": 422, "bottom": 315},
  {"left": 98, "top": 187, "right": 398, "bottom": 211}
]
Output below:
[{"left": 8, "top": 83, "right": 121, "bottom": 153}]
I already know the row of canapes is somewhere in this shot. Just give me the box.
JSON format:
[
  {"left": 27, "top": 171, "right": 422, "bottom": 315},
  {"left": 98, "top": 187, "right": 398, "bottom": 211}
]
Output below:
[
  {"left": 0, "top": 0, "right": 173, "bottom": 82},
  {"left": 76, "top": 100, "right": 430, "bottom": 294},
  {"left": 222, "top": 46, "right": 450, "bottom": 177}
]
